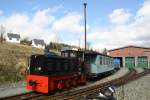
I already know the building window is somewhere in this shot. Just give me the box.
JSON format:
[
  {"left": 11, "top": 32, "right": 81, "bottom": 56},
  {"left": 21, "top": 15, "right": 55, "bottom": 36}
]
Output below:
[
  {"left": 9, "top": 37, "right": 12, "bottom": 40},
  {"left": 17, "top": 38, "right": 19, "bottom": 41}
]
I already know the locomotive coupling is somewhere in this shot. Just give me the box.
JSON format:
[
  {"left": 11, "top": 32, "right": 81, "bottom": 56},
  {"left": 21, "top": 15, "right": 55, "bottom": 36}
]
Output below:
[{"left": 29, "top": 80, "right": 38, "bottom": 86}]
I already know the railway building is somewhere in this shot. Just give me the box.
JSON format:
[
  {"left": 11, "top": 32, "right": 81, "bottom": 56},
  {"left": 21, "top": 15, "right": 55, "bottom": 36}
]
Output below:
[{"left": 108, "top": 45, "right": 150, "bottom": 69}]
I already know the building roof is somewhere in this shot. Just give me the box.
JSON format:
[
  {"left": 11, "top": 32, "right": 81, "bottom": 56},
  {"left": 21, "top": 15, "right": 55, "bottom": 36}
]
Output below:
[
  {"left": 33, "top": 39, "right": 45, "bottom": 46},
  {"left": 85, "top": 51, "right": 113, "bottom": 58},
  {"left": 61, "top": 47, "right": 79, "bottom": 51},
  {"left": 108, "top": 45, "right": 150, "bottom": 52},
  {"left": 7, "top": 33, "right": 20, "bottom": 39}
]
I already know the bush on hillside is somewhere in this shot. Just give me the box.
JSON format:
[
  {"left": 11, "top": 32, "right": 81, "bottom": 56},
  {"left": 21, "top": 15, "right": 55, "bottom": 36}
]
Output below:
[{"left": 20, "top": 38, "right": 32, "bottom": 46}]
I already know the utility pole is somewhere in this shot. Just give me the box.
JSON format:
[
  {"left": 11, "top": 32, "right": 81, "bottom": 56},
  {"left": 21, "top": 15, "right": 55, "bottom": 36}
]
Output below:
[{"left": 84, "top": 2, "right": 87, "bottom": 51}]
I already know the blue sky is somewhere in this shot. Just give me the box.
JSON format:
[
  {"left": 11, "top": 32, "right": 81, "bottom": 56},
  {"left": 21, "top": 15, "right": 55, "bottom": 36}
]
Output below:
[
  {"left": 0, "top": 0, "right": 142, "bottom": 24},
  {"left": 0, "top": 0, "right": 150, "bottom": 51}
]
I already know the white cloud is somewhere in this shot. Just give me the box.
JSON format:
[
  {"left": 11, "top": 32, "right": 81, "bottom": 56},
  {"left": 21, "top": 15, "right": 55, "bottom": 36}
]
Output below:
[
  {"left": 32, "top": 5, "right": 63, "bottom": 13},
  {"left": 1, "top": 8, "right": 55, "bottom": 43},
  {"left": 31, "top": 9, "right": 55, "bottom": 28},
  {"left": 137, "top": 0, "right": 150, "bottom": 18},
  {"left": 0, "top": 7, "right": 84, "bottom": 45},
  {"left": 2, "top": 1, "right": 150, "bottom": 50},
  {"left": 89, "top": 0, "right": 150, "bottom": 50},
  {"left": 109, "top": 8, "right": 131, "bottom": 24},
  {"left": 51, "top": 12, "right": 84, "bottom": 33}
]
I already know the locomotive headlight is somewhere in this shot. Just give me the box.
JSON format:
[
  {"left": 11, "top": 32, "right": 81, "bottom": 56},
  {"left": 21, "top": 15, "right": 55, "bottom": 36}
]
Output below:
[{"left": 38, "top": 67, "right": 41, "bottom": 71}]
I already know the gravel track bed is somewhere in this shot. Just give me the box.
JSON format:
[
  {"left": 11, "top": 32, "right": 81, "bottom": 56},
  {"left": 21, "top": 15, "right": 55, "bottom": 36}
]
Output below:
[{"left": 115, "top": 73, "right": 150, "bottom": 100}]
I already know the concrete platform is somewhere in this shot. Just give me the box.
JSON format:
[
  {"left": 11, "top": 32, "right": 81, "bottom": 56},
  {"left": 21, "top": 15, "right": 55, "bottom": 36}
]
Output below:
[{"left": 0, "top": 82, "right": 29, "bottom": 99}]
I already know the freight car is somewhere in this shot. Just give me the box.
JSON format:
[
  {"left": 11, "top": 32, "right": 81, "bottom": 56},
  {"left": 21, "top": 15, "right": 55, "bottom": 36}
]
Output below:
[{"left": 26, "top": 49, "right": 116, "bottom": 93}]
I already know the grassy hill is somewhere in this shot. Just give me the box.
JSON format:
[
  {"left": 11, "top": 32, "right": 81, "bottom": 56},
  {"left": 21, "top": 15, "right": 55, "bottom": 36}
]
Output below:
[
  {"left": 0, "top": 42, "right": 80, "bottom": 84},
  {"left": 0, "top": 42, "right": 43, "bottom": 84}
]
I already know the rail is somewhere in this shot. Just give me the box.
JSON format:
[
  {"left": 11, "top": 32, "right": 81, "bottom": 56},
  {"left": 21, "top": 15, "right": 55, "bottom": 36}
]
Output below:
[{"left": 2, "top": 69, "right": 150, "bottom": 100}]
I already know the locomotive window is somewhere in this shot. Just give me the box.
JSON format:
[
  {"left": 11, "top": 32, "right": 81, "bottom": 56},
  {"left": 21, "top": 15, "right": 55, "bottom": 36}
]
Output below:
[
  {"left": 61, "top": 53, "right": 65, "bottom": 57},
  {"left": 70, "top": 52, "right": 76, "bottom": 57},
  {"left": 63, "top": 52, "right": 69, "bottom": 57},
  {"left": 85, "top": 55, "right": 90, "bottom": 63}
]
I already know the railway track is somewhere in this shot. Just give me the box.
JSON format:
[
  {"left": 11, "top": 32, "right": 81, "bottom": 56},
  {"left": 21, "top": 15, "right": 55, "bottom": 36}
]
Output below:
[
  {"left": 1, "top": 69, "right": 150, "bottom": 100},
  {"left": 0, "top": 92, "right": 43, "bottom": 100}
]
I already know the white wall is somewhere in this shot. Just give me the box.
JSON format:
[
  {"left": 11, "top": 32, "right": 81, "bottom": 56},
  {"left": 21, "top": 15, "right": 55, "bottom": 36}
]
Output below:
[
  {"left": 6, "top": 36, "right": 20, "bottom": 43},
  {"left": 32, "top": 42, "right": 45, "bottom": 49}
]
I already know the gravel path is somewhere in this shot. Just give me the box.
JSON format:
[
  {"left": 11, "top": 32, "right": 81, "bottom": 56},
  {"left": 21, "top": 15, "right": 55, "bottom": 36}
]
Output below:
[
  {"left": 0, "top": 81, "right": 30, "bottom": 98},
  {"left": 135, "top": 68, "right": 144, "bottom": 73},
  {"left": 115, "top": 74, "right": 150, "bottom": 100}
]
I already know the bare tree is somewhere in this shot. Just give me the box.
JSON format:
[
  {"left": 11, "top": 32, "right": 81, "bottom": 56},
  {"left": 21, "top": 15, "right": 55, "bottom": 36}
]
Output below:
[
  {"left": 0, "top": 25, "right": 6, "bottom": 43},
  {"left": 54, "top": 33, "right": 62, "bottom": 51},
  {"left": 87, "top": 42, "right": 91, "bottom": 50},
  {"left": 102, "top": 48, "right": 108, "bottom": 55}
]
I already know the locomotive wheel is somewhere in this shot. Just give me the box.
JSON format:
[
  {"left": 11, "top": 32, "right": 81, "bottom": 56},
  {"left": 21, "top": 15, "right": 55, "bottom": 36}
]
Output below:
[
  {"left": 72, "top": 80, "right": 77, "bottom": 86},
  {"left": 66, "top": 81, "right": 70, "bottom": 88},
  {"left": 57, "top": 81, "right": 63, "bottom": 90}
]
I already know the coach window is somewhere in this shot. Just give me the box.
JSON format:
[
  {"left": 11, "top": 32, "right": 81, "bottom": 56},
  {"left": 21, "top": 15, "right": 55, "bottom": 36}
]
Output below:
[
  {"left": 107, "top": 57, "right": 109, "bottom": 65},
  {"left": 108, "top": 57, "right": 110, "bottom": 65},
  {"left": 100, "top": 56, "right": 102, "bottom": 65},
  {"left": 103, "top": 56, "right": 104, "bottom": 65}
]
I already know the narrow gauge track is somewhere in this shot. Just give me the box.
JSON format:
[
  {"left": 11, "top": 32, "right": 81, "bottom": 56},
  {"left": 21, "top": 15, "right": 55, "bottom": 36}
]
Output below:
[
  {"left": 0, "top": 92, "right": 43, "bottom": 100},
  {"left": 43, "top": 69, "right": 136, "bottom": 100},
  {"left": 2, "top": 69, "right": 150, "bottom": 100}
]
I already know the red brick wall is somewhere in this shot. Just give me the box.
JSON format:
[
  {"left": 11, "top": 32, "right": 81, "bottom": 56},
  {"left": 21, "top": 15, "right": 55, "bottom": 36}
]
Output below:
[{"left": 109, "top": 47, "right": 150, "bottom": 63}]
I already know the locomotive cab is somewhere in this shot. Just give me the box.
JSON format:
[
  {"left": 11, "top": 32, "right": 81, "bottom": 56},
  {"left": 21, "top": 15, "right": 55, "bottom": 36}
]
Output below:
[
  {"left": 61, "top": 48, "right": 86, "bottom": 73},
  {"left": 61, "top": 48, "right": 84, "bottom": 61}
]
